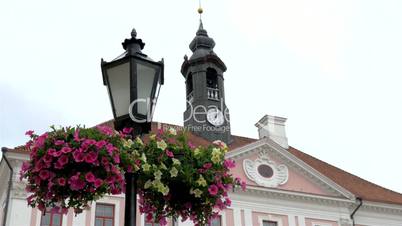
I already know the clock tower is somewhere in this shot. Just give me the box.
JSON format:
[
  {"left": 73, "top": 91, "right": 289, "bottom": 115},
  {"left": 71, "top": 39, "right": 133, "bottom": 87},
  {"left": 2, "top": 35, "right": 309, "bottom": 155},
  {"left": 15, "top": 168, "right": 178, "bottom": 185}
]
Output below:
[{"left": 181, "top": 20, "right": 232, "bottom": 144}]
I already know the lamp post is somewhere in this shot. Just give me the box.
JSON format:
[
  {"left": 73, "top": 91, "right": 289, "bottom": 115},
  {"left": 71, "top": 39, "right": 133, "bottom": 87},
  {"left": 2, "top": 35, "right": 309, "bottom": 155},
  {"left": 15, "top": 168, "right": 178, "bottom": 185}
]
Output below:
[{"left": 101, "top": 28, "right": 164, "bottom": 226}]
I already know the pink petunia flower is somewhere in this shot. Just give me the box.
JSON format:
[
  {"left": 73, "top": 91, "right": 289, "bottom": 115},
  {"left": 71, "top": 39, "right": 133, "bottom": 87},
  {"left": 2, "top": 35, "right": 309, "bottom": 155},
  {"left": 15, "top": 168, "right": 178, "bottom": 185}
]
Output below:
[
  {"left": 203, "top": 163, "right": 212, "bottom": 169},
  {"left": 25, "top": 130, "right": 34, "bottom": 136},
  {"left": 73, "top": 151, "right": 85, "bottom": 163},
  {"left": 122, "top": 127, "right": 133, "bottom": 134},
  {"left": 188, "top": 141, "right": 195, "bottom": 149},
  {"left": 84, "top": 152, "right": 98, "bottom": 164},
  {"left": 225, "top": 197, "right": 232, "bottom": 206},
  {"left": 97, "top": 125, "right": 114, "bottom": 136},
  {"left": 113, "top": 154, "right": 120, "bottom": 164},
  {"left": 95, "top": 140, "right": 107, "bottom": 149},
  {"left": 69, "top": 174, "right": 85, "bottom": 191},
  {"left": 159, "top": 217, "right": 167, "bottom": 226},
  {"left": 85, "top": 172, "right": 96, "bottom": 182},
  {"left": 94, "top": 179, "right": 103, "bottom": 188},
  {"left": 42, "top": 154, "right": 53, "bottom": 163},
  {"left": 73, "top": 128, "right": 81, "bottom": 142},
  {"left": 39, "top": 170, "right": 50, "bottom": 180},
  {"left": 208, "top": 184, "right": 219, "bottom": 196},
  {"left": 57, "top": 178, "right": 66, "bottom": 186},
  {"left": 61, "top": 147, "right": 72, "bottom": 154},
  {"left": 146, "top": 213, "right": 153, "bottom": 222},
  {"left": 57, "top": 155, "right": 69, "bottom": 166},
  {"left": 224, "top": 159, "right": 236, "bottom": 169},
  {"left": 54, "top": 140, "right": 65, "bottom": 146},
  {"left": 165, "top": 149, "right": 174, "bottom": 158},
  {"left": 105, "top": 144, "right": 116, "bottom": 156}
]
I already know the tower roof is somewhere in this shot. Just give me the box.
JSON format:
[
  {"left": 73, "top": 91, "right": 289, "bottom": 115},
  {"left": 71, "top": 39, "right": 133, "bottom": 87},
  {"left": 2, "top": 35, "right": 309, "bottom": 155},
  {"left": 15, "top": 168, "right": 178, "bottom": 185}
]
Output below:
[
  {"left": 181, "top": 20, "right": 227, "bottom": 74},
  {"left": 188, "top": 20, "right": 216, "bottom": 60}
]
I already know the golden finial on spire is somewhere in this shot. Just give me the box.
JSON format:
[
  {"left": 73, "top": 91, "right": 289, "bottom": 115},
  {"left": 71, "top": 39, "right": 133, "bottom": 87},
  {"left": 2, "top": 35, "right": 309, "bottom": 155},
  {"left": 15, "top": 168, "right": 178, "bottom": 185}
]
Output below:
[{"left": 198, "top": 0, "right": 203, "bottom": 19}]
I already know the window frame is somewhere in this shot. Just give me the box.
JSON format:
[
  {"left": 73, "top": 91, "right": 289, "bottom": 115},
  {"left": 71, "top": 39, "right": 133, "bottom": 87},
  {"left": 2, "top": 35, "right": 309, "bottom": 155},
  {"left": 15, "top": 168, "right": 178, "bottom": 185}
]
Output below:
[
  {"left": 95, "top": 203, "right": 115, "bottom": 226},
  {"left": 40, "top": 208, "right": 63, "bottom": 226},
  {"left": 262, "top": 220, "right": 278, "bottom": 226},
  {"left": 208, "top": 215, "right": 222, "bottom": 226}
]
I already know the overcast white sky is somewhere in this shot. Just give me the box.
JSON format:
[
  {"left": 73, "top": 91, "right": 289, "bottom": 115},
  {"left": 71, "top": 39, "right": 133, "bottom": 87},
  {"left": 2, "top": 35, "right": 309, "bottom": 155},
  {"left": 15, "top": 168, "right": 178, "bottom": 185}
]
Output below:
[{"left": 1, "top": 0, "right": 402, "bottom": 193}]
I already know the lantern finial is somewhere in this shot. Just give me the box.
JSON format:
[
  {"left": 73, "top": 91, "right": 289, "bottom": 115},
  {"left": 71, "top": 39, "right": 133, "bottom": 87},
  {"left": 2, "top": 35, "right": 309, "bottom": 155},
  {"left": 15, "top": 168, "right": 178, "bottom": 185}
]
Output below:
[{"left": 131, "top": 29, "right": 137, "bottom": 38}]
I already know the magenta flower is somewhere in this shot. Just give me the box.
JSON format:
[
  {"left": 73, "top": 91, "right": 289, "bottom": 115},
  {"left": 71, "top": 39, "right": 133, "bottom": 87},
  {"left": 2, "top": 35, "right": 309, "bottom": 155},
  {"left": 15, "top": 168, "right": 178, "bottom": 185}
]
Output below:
[
  {"left": 159, "top": 217, "right": 167, "bottom": 226},
  {"left": 97, "top": 125, "right": 114, "bottom": 136},
  {"left": 146, "top": 213, "right": 153, "bottom": 222},
  {"left": 113, "top": 154, "right": 120, "bottom": 163},
  {"left": 85, "top": 172, "right": 96, "bottom": 182},
  {"left": 25, "top": 130, "right": 34, "bottom": 136},
  {"left": 73, "top": 151, "right": 84, "bottom": 163},
  {"left": 84, "top": 152, "right": 98, "bottom": 164},
  {"left": 240, "top": 181, "right": 246, "bottom": 191},
  {"left": 94, "top": 179, "right": 103, "bottom": 188},
  {"left": 61, "top": 147, "right": 72, "bottom": 154},
  {"left": 57, "top": 155, "right": 69, "bottom": 166},
  {"left": 224, "top": 159, "right": 236, "bottom": 169},
  {"left": 165, "top": 149, "right": 174, "bottom": 158},
  {"left": 188, "top": 141, "right": 195, "bottom": 149},
  {"left": 47, "top": 148, "right": 56, "bottom": 156},
  {"left": 57, "top": 178, "right": 66, "bottom": 186},
  {"left": 203, "top": 163, "right": 212, "bottom": 170},
  {"left": 42, "top": 155, "right": 52, "bottom": 164},
  {"left": 122, "top": 127, "right": 133, "bottom": 134},
  {"left": 54, "top": 161, "right": 63, "bottom": 169},
  {"left": 35, "top": 133, "right": 48, "bottom": 148},
  {"left": 54, "top": 140, "right": 65, "bottom": 146},
  {"left": 101, "top": 157, "right": 109, "bottom": 166},
  {"left": 95, "top": 140, "right": 107, "bottom": 149},
  {"left": 225, "top": 198, "right": 232, "bottom": 206},
  {"left": 39, "top": 170, "right": 50, "bottom": 180},
  {"left": 208, "top": 185, "right": 218, "bottom": 196},
  {"left": 33, "top": 161, "right": 45, "bottom": 172},
  {"left": 105, "top": 144, "right": 116, "bottom": 156},
  {"left": 69, "top": 174, "right": 85, "bottom": 191},
  {"left": 52, "top": 151, "right": 62, "bottom": 157}
]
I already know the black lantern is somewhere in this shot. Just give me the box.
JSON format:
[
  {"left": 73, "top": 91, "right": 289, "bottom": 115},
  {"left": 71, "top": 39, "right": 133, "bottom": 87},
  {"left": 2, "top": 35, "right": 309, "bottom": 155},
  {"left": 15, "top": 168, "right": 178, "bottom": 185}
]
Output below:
[{"left": 101, "top": 28, "right": 164, "bottom": 132}]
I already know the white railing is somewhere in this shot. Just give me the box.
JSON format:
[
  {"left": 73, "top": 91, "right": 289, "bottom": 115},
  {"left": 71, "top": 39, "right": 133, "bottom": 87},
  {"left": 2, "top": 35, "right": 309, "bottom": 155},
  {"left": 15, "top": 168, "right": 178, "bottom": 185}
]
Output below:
[
  {"left": 207, "top": 88, "right": 219, "bottom": 101},
  {"left": 187, "top": 91, "right": 194, "bottom": 104}
]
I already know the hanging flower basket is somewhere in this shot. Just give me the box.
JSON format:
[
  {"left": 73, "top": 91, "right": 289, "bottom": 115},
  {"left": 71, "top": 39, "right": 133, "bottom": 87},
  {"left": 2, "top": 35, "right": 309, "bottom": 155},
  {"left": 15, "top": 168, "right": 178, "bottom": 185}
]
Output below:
[
  {"left": 20, "top": 125, "right": 126, "bottom": 213},
  {"left": 21, "top": 126, "right": 246, "bottom": 226},
  {"left": 120, "top": 128, "right": 246, "bottom": 226}
]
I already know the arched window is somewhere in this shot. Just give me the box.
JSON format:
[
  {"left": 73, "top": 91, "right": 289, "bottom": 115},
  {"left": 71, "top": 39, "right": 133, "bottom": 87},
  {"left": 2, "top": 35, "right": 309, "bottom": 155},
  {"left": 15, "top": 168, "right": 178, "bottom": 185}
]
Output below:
[
  {"left": 186, "top": 73, "right": 194, "bottom": 103},
  {"left": 206, "top": 68, "right": 219, "bottom": 101},
  {"left": 206, "top": 68, "right": 218, "bottom": 89}
]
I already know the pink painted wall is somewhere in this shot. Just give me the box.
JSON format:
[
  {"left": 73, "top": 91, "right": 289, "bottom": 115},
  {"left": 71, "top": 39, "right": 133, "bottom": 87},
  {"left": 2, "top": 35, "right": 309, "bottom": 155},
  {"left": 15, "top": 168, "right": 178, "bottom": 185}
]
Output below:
[
  {"left": 231, "top": 153, "right": 333, "bottom": 196},
  {"left": 225, "top": 209, "right": 234, "bottom": 226},
  {"left": 67, "top": 209, "right": 74, "bottom": 226},
  {"left": 252, "top": 211, "right": 289, "bottom": 226},
  {"left": 29, "top": 208, "right": 37, "bottom": 226},
  {"left": 305, "top": 218, "right": 338, "bottom": 226}
]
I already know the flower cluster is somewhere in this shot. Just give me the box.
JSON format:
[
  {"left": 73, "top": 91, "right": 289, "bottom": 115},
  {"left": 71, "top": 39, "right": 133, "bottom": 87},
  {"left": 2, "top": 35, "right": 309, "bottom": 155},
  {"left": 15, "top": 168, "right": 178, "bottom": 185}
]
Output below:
[
  {"left": 120, "top": 128, "right": 246, "bottom": 226},
  {"left": 20, "top": 126, "right": 126, "bottom": 213}
]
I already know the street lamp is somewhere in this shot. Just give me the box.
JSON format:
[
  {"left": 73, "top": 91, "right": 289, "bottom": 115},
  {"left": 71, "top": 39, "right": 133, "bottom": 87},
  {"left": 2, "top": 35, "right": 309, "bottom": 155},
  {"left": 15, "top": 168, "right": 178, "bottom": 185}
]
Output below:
[
  {"left": 101, "top": 28, "right": 164, "bottom": 226},
  {"left": 101, "top": 28, "right": 164, "bottom": 134}
]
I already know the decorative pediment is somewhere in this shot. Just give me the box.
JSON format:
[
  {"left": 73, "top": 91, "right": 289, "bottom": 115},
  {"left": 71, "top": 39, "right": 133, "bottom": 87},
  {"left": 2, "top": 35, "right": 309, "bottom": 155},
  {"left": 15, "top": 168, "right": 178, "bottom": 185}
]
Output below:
[
  {"left": 227, "top": 138, "right": 355, "bottom": 200},
  {"left": 243, "top": 150, "right": 288, "bottom": 188}
]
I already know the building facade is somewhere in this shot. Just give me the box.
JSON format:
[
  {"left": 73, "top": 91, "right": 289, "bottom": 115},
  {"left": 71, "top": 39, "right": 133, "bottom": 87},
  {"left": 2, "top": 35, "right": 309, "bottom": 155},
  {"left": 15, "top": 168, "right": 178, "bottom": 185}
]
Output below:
[{"left": 1, "top": 20, "right": 402, "bottom": 226}]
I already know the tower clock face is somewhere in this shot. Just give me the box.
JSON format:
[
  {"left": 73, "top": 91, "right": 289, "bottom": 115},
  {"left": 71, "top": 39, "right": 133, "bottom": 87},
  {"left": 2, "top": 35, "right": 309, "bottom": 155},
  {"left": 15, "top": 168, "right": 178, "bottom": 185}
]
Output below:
[{"left": 207, "top": 108, "right": 224, "bottom": 127}]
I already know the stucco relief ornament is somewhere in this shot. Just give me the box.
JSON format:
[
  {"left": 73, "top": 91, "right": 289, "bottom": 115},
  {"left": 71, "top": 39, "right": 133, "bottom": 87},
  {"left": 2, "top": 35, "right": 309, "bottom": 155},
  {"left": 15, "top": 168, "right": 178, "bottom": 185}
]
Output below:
[{"left": 243, "top": 150, "right": 288, "bottom": 187}]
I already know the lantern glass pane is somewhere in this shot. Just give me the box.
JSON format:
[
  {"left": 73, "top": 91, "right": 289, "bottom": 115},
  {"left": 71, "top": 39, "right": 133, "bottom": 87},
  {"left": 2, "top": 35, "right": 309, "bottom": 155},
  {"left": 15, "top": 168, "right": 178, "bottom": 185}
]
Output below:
[
  {"left": 136, "top": 62, "right": 157, "bottom": 116},
  {"left": 106, "top": 62, "right": 130, "bottom": 118}
]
